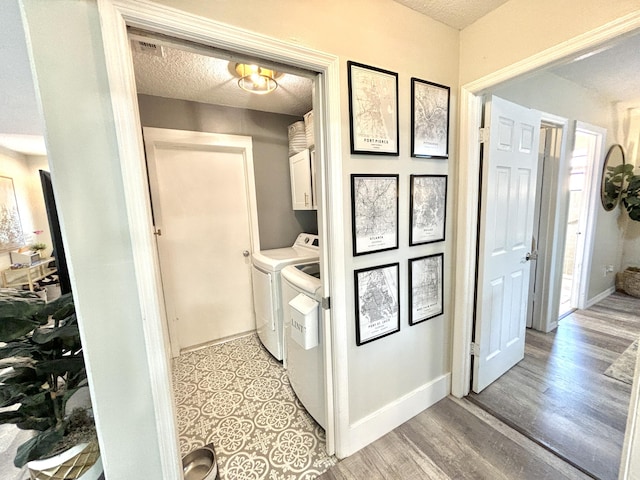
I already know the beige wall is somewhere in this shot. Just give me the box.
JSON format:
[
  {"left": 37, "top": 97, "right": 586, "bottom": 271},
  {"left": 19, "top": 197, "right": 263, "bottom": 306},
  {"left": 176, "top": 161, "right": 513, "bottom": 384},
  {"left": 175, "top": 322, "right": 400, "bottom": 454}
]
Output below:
[
  {"left": 460, "top": 0, "right": 640, "bottom": 85},
  {"left": 0, "top": 147, "right": 51, "bottom": 270}
]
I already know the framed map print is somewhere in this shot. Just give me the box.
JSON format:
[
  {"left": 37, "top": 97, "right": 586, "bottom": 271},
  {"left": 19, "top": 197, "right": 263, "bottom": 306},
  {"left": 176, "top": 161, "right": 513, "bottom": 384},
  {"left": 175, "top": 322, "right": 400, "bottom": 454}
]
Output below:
[
  {"left": 355, "top": 262, "right": 400, "bottom": 345},
  {"left": 411, "top": 78, "right": 450, "bottom": 158},
  {"left": 347, "top": 61, "right": 399, "bottom": 155},
  {"left": 409, "top": 253, "right": 444, "bottom": 325},
  {"left": 351, "top": 174, "right": 399, "bottom": 256},
  {"left": 0, "top": 176, "right": 24, "bottom": 253},
  {"left": 409, "top": 174, "right": 447, "bottom": 246}
]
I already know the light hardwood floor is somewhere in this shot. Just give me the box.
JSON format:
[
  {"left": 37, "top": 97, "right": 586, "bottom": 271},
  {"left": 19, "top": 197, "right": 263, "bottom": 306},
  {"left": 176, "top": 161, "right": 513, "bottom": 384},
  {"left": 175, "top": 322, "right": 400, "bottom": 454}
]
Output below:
[
  {"left": 469, "top": 292, "right": 638, "bottom": 480},
  {"left": 320, "top": 292, "right": 638, "bottom": 480},
  {"left": 319, "top": 397, "right": 590, "bottom": 480}
]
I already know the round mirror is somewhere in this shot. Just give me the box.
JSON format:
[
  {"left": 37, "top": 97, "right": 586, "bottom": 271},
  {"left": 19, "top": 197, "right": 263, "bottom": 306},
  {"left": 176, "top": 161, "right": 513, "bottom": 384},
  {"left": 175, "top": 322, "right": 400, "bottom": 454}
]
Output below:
[{"left": 601, "top": 144, "right": 626, "bottom": 211}]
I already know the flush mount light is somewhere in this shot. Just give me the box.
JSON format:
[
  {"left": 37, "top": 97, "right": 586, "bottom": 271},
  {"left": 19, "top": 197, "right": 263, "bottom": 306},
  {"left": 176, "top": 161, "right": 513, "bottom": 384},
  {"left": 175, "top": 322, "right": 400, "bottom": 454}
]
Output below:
[{"left": 235, "top": 63, "right": 279, "bottom": 95}]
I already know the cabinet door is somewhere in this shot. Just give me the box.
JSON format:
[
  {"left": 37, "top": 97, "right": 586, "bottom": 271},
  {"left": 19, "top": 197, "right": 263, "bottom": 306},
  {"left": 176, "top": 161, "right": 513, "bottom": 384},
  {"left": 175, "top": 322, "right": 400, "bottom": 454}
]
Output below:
[
  {"left": 289, "top": 149, "right": 313, "bottom": 210},
  {"left": 310, "top": 148, "right": 317, "bottom": 209}
]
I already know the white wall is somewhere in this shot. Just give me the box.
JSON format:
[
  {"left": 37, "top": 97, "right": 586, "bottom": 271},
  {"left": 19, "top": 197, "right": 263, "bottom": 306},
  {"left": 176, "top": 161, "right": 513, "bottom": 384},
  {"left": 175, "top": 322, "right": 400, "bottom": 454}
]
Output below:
[
  {"left": 21, "top": 1, "right": 165, "bottom": 478},
  {"left": 492, "top": 71, "right": 622, "bottom": 302},
  {"left": 0, "top": 147, "right": 51, "bottom": 270}
]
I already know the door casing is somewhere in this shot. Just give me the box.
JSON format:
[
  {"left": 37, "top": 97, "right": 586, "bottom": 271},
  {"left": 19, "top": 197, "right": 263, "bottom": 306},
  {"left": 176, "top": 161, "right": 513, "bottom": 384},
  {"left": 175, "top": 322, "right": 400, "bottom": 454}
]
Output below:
[
  {"left": 452, "top": 14, "right": 640, "bottom": 480},
  {"left": 527, "top": 114, "right": 569, "bottom": 333},
  {"left": 97, "top": 0, "right": 345, "bottom": 476}
]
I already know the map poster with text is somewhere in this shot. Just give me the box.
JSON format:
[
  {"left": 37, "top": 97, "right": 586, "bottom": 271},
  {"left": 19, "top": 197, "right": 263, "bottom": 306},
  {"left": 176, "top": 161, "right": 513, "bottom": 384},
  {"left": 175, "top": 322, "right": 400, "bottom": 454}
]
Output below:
[
  {"left": 409, "top": 174, "right": 447, "bottom": 245},
  {"left": 355, "top": 262, "right": 400, "bottom": 345},
  {"left": 409, "top": 253, "right": 444, "bottom": 325},
  {"left": 347, "top": 61, "right": 399, "bottom": 155},
  {"left": 411, "top": 77, "right": 450, "bottom": 159},
  {"left": 351, "top": 174, "right": 399, "bottom": 256}
]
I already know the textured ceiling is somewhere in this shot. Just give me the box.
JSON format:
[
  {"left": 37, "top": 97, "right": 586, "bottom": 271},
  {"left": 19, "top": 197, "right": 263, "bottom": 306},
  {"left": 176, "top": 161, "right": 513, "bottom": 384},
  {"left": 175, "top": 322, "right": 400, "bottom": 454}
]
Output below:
[
  {"left": 548, "top": 33, "right": 640, "bottom": 106},
  {"left": 392, "top": 0, "right": 510, "bottom": 29},
  {"left": 2, "top": 2, "right": 640, "bottom": 156},
  {"left": 131, "top": 40, "right": 314, "bottom": 117}
]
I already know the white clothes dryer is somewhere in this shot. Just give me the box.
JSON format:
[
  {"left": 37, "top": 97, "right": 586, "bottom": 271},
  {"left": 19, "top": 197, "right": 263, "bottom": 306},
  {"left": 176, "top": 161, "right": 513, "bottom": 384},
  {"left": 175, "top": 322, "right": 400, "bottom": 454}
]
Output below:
[{"left": 251, "top": 233, "right": 319, "bottom": 361}]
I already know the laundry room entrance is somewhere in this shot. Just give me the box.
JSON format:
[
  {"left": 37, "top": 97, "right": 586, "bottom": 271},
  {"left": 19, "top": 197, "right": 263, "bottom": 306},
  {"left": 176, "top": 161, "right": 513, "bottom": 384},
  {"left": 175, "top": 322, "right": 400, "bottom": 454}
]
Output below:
[{"left": 128, "top": 30, "right": 337, "bottom": 478}]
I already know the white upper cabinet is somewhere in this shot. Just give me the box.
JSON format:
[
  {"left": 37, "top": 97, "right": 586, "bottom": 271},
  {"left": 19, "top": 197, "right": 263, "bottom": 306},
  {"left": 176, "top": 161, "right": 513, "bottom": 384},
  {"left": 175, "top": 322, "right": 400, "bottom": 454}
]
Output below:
[{"left": 289, "top": 148, "right": 316, "bottom": 210}]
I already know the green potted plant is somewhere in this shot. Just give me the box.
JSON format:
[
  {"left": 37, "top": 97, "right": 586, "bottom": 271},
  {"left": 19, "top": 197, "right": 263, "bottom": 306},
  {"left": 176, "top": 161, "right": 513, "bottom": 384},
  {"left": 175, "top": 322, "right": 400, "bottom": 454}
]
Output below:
[
  {"left": 0, "top": 289, "right": 102, "bottom": 479},
  {"left": 620, "top": 167, "right": 640, "bottom": 221}
]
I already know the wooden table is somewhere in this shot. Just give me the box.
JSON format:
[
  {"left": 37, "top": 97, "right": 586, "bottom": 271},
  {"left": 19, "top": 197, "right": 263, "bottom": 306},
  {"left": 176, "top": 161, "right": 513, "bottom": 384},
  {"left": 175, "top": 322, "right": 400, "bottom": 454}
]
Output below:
[{"left": 1, "top": 257, "right": 57, "bottom": 292}]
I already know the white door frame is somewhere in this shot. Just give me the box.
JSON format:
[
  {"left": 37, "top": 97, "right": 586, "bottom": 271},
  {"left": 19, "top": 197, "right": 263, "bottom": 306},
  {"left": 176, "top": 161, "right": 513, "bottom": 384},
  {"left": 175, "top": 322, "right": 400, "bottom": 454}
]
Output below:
[
  {"left": 451, "top": 12, "right": 640, "bottom": 479},
  {"left": 529, "top": 114, "right": 569, "bottom": 333},
  {"left": 572, "top": 121, "right": 607, "bottom": 309},
  {"left": 97, "top": 0, "right": 345, "bottom": 476}
]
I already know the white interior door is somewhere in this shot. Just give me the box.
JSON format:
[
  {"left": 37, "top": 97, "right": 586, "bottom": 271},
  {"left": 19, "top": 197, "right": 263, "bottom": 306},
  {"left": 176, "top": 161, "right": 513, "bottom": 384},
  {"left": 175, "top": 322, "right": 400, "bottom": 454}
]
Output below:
[
  {"left": 144, "top": 128, "right": 260, "bottom": 354},
  {"left": 473, "top": 96, "right": 541, "bottom": 393}
]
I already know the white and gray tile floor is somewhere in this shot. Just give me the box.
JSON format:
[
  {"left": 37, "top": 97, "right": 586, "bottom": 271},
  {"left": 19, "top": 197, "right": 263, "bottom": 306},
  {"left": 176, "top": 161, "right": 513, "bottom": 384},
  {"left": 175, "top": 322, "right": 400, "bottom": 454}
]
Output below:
[{"left": 172, "top": 333, "right": 337, "bottom": 480}]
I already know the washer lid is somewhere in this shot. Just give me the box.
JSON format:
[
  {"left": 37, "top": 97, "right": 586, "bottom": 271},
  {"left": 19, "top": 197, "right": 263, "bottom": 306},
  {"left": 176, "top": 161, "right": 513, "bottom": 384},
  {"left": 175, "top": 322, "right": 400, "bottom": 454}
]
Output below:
[
  {"left": 252, "top": 246, "right": 319, "bottom": 271},
  {"left": 282, "top": 262, "right": 322, "bottom": 296}
]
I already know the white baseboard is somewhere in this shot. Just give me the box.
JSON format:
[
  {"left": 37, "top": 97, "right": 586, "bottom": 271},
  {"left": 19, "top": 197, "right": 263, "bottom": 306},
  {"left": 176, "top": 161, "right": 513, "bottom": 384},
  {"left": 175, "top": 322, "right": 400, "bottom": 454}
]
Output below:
[
  {"left": 344, "top": 373, "right": 450, "bottom": 457},
  {"left": 586, "top": 286, "right": 616, "bottom": 309}
]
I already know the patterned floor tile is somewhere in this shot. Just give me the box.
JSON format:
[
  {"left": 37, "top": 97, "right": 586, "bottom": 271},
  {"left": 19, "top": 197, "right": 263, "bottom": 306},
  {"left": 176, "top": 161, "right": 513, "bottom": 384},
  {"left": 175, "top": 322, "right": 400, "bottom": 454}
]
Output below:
[{"left": 172, "top": 334, "right": 337, "bottom": 479}]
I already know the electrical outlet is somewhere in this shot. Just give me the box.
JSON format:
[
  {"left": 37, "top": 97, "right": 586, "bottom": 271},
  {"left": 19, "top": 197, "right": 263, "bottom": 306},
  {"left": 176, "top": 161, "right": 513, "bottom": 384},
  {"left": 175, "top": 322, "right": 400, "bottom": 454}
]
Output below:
[{"left": 603, "top": 264, "right": 614, "bottom": 276}]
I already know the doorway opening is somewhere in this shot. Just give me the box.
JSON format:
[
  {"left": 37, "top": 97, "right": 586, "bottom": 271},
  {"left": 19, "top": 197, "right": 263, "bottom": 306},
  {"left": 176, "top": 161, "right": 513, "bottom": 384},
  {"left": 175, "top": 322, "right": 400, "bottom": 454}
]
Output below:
[
  {"left": 558, "top": 124, "right": 605, "bottom": 318},
  {"left": 128, "top": 29, "right": 337, "bottom": 478}
]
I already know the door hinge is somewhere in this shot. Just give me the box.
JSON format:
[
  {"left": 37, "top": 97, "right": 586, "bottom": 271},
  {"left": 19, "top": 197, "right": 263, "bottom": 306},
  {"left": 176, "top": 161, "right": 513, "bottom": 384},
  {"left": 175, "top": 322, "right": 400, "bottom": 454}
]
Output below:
[
  {"left": 470, "top": 342, "right": 479, "bottom": 356},
  {"left": 479, "top": 127, "right": 489, "bottom": 144},
  {"left": 321, "top": 296, "right": 331, "bottom": 310}
]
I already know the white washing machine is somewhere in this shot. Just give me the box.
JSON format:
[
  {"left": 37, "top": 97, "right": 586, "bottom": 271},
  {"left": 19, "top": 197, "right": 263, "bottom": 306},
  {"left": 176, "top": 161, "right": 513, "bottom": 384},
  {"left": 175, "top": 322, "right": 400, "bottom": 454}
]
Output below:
[
  {"left": 281, "top": 261, "right": 326, "bottom": 429},
  {"left": 251, "top": 233, "right": 319, "bottom": 361}
]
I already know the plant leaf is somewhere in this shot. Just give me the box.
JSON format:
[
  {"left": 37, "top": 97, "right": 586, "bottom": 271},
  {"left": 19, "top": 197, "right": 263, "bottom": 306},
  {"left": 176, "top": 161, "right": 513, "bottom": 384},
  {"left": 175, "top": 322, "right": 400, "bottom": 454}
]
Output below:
[
  {"left": 32, "top": 322, "right": 80, "bottom": 345},
  {"left": 0, "top": 383, "right": 28, "bottom": 407},
  {"left": 0, "top": 341, "right": 37, "bottom": 360},
  {"left": 14, "top": 426, "right": 65, "bottom": 468},
  {"left": 0, "top": 317, "right": 41, "bottom": 342},
  {"left": 35, "top": 357, "right": 85, "bottom": 378}
]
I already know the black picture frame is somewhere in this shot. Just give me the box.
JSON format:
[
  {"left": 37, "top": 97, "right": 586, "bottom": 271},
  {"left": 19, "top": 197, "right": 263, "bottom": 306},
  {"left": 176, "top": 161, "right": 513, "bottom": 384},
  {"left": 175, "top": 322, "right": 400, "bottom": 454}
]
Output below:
[
  {"left": 351, "top": 174, "right": 399, "bottom": 256},
  {"left": 355, "top": 262, "right": 400, "bottom": 345},
  {"left": 347, "top": 61, "right": 399, "bottom": 155},
  {"left": 409, "top": 174, "right": 447, "bottom": 246},
  {"left": 410, "top": 77, "right": 450, "bottom": 158},
  {"left": 409, "top": 253, "right": 444, "bottom": 325}
]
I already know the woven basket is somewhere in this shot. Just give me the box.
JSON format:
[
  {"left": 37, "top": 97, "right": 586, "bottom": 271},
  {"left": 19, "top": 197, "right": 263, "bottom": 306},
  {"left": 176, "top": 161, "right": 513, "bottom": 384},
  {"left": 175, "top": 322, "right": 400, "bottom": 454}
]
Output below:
[
  {"left": 288, "top": 121, "right": 306, "bottom": 156},
  {"left": 303, "top": 110, "right": 314, "bottom": 147},
  {"left": 622, "top": 267, "right": 640, "bottom": 298}
]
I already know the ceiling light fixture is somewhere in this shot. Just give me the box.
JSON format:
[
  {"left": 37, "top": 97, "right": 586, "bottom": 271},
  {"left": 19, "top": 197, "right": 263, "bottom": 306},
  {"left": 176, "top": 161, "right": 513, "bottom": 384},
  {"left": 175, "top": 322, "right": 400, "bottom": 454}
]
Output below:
[{"left": 235, "top": 63, "right": 279, "bottom": 95}]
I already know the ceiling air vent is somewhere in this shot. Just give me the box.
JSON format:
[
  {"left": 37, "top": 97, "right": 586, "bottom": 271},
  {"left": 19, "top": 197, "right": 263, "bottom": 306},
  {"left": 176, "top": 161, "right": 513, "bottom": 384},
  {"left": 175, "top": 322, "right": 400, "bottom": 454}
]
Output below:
[{"left": 133, "top": 40, "right": 165, "bottom": 58}]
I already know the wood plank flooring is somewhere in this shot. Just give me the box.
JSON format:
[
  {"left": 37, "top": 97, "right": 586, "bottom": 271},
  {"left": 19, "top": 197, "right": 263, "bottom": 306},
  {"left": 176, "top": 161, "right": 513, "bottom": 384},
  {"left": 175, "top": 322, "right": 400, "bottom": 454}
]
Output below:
[
  {"left": 468, "top": 292, "right": 639, "bottom": 480},
  {"left": 319, "top": 292, "right": 638, "bottom": 480},
  {"left": 318, "top": 397, "right": 590, "bottom": 480}
]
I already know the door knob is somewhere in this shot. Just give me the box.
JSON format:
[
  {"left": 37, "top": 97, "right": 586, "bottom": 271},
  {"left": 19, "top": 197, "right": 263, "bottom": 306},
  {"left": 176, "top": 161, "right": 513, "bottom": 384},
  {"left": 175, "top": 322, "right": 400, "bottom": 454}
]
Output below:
[
  {"left": 525, "top": 251, "right": 538, "bottom": 261},
  {"left": 243, "top": 250, "right": 250, "bottom": 257}
]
